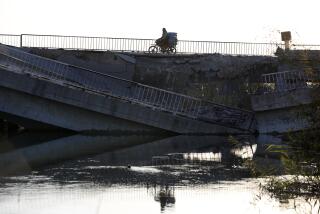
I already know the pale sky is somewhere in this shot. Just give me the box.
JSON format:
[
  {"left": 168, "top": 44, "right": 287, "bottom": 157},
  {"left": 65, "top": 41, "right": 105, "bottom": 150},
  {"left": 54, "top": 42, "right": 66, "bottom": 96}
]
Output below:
[{"left": 1, "top": 0, "right": 319, "bottom": 44}]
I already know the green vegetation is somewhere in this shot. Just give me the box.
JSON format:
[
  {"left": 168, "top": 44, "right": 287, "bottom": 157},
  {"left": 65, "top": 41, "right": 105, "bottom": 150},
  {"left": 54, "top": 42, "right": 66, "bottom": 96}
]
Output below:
[
  {"left": 228, "top": 87, "right": 320, "bottom": 200},
  {"left": 259, "top": 88, "right": 320, "bottom": 200}
]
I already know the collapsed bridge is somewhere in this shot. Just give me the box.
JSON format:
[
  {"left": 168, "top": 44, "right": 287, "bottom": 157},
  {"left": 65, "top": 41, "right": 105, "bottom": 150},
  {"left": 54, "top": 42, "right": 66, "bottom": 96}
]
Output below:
[{"left": 0, "top": 44, "right": 255, "bottom": 134}]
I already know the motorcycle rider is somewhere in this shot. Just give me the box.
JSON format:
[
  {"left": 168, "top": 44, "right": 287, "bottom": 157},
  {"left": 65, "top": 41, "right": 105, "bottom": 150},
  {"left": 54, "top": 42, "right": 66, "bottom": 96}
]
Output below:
[{"left": 156, "top": 28, "right": 168, "bottom": 50}]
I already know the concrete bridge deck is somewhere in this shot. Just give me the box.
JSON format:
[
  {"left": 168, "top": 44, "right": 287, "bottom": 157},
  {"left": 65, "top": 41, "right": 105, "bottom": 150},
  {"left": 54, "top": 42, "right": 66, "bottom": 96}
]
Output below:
[{"left": 0, "top": 44, "right": 255, "bottom": 134}]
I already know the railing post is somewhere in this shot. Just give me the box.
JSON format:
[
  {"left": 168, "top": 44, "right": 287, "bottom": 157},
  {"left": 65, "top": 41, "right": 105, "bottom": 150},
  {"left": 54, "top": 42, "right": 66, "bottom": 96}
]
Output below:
[{"left": 20, "top": 34, "right": 23, "bottom": 47}]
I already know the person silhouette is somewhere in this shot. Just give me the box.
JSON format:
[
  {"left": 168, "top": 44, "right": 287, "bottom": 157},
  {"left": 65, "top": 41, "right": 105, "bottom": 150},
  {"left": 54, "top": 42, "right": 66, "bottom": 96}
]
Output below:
[{"left": 156, "top": 28, "right": 168, "bottom": 50}]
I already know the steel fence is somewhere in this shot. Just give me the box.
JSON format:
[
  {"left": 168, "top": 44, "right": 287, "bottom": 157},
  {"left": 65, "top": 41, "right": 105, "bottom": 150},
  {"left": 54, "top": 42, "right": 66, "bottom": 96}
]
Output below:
[
  {"left": 0, "top": 34, "right": 21, "bottom": 47},
  {"left": 0, "top": 33, "right": 287, "bottom": 56},
  {"left": 0, "top": 44, "right": 254, "bottom": 130},
  {"left": 2, "top": 33, "right": 320, "bottom": 56},
  {"left": 20, "top": 34, "right": 281, "bottom": 56},
  {"left": 291, "top": 44, "right": 320, "bottom": 50},
  {"left": 260, "top": 70, "right": 320, "bottom": 93},
  {"left": 177, "top": 40, "right": 281, "bottom": 55},
  {"left": 20, "top": 34, "right": 155, "bottom": 52}
]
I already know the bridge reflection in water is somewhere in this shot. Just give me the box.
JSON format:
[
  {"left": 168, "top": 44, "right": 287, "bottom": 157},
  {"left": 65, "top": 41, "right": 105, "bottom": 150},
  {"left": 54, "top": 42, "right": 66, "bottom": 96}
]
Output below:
[
  {"left": 0, "top": 132, "right": 259, "bottom": 175},
  {"left": 1, "top": 133, "right": 318, "bottom": 214},
  {"left": 0, "top": 132, "right": 318, "bottom": 214}
]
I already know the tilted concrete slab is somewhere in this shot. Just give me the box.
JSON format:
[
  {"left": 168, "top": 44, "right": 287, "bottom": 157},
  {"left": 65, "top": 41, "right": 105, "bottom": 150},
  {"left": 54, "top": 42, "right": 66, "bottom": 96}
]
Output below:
[{"left": 0, "top": 67, "right": 245, "bottom": 134}]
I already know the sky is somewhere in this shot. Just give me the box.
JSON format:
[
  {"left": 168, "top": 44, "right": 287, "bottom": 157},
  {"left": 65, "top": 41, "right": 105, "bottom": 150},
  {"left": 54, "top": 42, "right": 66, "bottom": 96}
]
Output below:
[{"left": 0, "top": 0, "right": 319, "bottom": 44}]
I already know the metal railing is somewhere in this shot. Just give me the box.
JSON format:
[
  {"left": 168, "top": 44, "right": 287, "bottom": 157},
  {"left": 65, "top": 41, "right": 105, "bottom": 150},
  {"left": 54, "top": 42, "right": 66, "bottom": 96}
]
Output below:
[
  {"left": 20, "top": 34, "right": 155, "bottom": 52},
  {"left": 0, "top": 33, "right": 287, "bottom": 56},
  {"left": 1, "top": 33, "right": 320, "bottom": 56},
  {"left": 177, "top": 40, "right": 281, "bottom": 55},
  {"left": 292, "top": 44, "right": 320, "bottom": 50},
  {"left": 0, "top": 44, "right": 254, "bottom": 130},
  {"left": 0, "top": 34, "right": 21, "bottom": 47},
  {"left": 260, "top": 70, "right": 320, "bottom": 93}
]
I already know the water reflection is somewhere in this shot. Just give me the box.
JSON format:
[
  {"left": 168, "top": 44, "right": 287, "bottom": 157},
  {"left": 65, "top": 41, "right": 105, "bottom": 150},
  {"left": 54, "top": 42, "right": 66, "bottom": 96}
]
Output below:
[
  {"left": 0, "top": 133, "right": 316, "bottom": 213},
  {"left": 1, "top": 175, "right": 316, "bottom": 214},
  {"left": 152, "top": 185, "right": 176, "bottom": 212},
  {"left": 0, "top": 133, "right": 258, "bottom": 175},
  {"left": 0, "top": 133, "right": 166, "bottom": 175}
]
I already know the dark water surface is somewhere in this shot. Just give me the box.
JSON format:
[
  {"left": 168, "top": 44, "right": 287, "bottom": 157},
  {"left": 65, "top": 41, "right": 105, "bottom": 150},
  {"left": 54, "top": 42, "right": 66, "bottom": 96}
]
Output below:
[{"left": 0, "top": 133, "right": 317, "bottom": 214}]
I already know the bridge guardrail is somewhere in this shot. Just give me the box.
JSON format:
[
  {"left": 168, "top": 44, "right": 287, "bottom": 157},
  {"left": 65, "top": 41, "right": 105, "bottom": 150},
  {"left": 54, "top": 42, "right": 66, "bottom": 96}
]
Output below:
[
  {"left": 0, "top": 44, "right": 255, "bottom": 130},
  {"left": 292, "top": 44, "right": 320, "bottom": 50},
  {"left": 2, "top": 33, "right": 320, "bottom": 56},
  {"left": 19, "top": 34, "right": 281, "bottom": 56},
  {"left": 0, "top": 33, "right": 284, "bottom": 56},
  {"left": 2, "top": 34, "right": 320, "bottom": 56},
  {"left": 0, "top": 34, "right": 21, "bottom": 47},
  {"left": 259, "top": 70, "right": 320, "bottom": 93}
]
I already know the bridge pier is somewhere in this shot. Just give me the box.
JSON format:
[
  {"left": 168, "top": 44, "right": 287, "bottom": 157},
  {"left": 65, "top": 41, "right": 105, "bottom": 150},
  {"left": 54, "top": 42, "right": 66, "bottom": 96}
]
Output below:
[{"left": 251, "top": 88, "right": 315, "bottom": 133}]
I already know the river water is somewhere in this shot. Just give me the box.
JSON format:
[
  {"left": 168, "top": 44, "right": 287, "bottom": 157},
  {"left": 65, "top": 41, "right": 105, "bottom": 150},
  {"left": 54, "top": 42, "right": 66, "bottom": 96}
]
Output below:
[{"left": 0, "top": 133, "right": 318, "bottom": 214}]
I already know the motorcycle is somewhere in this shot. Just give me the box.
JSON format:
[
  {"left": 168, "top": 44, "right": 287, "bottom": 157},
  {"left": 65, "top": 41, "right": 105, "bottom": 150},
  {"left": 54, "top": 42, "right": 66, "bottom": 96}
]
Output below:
[{"left": 148, "top": 32, "right": 177, "bottom": 54}]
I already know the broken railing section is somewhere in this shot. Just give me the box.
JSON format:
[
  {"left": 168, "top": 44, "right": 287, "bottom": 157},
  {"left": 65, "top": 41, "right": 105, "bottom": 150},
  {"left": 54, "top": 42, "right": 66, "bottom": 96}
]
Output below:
[
  {"left": 257, "top": 70, "right": 320, "bottom": 93},
  {"left": 131, "top": 84, "right": 255, "bottom": 130},
  {"left": 0, "top": 44, "right": 255, "bottom": 130}
]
